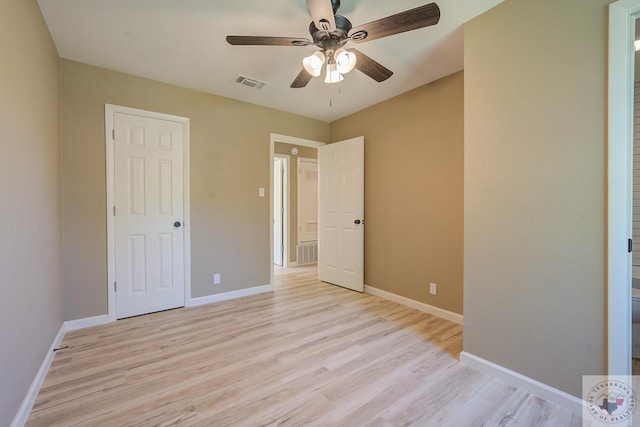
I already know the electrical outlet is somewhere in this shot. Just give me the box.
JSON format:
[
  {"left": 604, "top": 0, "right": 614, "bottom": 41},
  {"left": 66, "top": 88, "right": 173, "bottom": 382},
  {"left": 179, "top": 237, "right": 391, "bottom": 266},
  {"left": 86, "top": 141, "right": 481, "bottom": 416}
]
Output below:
[
  {"left": 214, "top": 273, "right": 221, "bottom": 285},
  {"left": 430, "top": 282, "right": 437, "bottom": 295}
]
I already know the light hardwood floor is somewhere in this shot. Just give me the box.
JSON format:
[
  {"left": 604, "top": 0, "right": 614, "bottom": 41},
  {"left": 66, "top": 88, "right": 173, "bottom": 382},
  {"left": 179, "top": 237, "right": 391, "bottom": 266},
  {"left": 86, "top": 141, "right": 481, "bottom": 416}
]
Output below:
[{"left": 27, "top": 266, "right": 589, "bottom": 426}]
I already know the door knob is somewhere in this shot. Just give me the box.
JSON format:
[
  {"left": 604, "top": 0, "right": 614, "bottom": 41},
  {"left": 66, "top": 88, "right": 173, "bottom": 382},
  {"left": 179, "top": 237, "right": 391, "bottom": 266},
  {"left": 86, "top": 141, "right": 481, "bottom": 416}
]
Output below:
[
  {"left": 354, "top": 219, "right": 361, "bottom": 225},
  {"left": 173, "top": 221, "right": 182, "bottom": 228}
]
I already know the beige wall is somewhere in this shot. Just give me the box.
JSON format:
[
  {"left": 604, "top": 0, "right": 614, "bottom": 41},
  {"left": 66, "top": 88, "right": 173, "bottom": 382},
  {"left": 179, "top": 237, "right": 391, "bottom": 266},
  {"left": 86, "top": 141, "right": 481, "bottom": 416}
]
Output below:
[
  {"left": 331, "top": 72, "right": 464, "bottom": 314},
  {"left": 61, "top": 60, "right": 330, "bottom": 319},
  {"left": 274, "top": 142, "right": 318, "bottom": 263},
  {"left": 464, "top": 0, "right": 609, "bottom": 398},
  {"left": 0, "top": 1, "right": 62, "bottom": 425}
]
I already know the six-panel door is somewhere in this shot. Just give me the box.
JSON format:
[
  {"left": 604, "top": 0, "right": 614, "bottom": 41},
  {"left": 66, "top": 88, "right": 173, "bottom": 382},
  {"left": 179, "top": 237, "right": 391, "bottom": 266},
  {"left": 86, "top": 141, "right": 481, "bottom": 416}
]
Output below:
[{"left": 114, "top": 113, "right": 185, "bottom": 318}]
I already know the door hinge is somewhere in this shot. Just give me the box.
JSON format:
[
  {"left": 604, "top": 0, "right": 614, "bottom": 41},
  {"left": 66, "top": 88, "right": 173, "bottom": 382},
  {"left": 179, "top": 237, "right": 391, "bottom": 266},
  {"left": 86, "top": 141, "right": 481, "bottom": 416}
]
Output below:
[
  {"left": 114, "top": 282, "right": 117, "bottom": 292},
  {"left": 629, "top": 238, "right": 633, "bottom": 253},
  {"left": 113, "top": 206, "right": 116, "bottom": 216},
  {"left": 112, "top": 129, "right": 115, "bottom": 140}
]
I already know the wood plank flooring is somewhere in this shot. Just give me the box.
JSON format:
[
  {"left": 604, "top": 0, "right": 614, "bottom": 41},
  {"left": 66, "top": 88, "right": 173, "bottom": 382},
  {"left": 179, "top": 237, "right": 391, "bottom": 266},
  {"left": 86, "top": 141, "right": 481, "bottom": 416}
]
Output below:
[{"left": 27, "top": 266, "right": 589, "bottom": 426}]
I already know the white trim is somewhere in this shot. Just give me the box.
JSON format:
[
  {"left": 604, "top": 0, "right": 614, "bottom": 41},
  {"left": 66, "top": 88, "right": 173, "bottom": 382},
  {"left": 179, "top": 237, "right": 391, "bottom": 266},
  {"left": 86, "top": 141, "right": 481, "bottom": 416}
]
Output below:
[
  {"left": 460, "top": 351, "right": 584, "bottom": 416},
  {"left": 106, "top": 106, "right": 116, "bottom": 322},
  {"left": 10, "top": 325, "right": 65, "bottom": 427},
  {"left": 64, "top": 315, "right": 111, "bottom": 332},
  {"left": 364, "top": 285, "right": 463, "bottom": 325},
  {"left": 271, "top": 133, "right": 326, "bottom": 149},
  {"left": 274, "top": 154, "right": 290, "bottom": 267},
  {"left": 269, "top": 133, "right": 325, "bottom": 287},
  {"left": 608, "top": 0, "right": 640, "bottom": 376},
  {"left": 187, "top": 284, "right": 273, "bottom": 307},
  {"left": 105, "top": 104, "right": 191, "bottom": 321}
]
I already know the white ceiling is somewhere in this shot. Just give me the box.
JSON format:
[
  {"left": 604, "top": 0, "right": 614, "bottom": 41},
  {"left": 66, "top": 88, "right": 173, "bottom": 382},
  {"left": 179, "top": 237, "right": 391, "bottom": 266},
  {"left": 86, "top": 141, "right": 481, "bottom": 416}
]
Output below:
[{"left": 37, "top": 0, "right": 504, "bottom": 122}]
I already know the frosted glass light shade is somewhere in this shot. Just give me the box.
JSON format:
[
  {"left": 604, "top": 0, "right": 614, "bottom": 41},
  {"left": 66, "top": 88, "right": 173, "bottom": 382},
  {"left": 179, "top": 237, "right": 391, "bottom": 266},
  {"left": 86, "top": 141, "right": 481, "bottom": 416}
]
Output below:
[
  {"left": 335, "top": 48, "right": 357, "bottom": 74},
  {"left": 324, "top": 62, "right": 343, "bottom": 83},
  {"left": 303, "top": 51, "right": 326, "bottom": 77}
]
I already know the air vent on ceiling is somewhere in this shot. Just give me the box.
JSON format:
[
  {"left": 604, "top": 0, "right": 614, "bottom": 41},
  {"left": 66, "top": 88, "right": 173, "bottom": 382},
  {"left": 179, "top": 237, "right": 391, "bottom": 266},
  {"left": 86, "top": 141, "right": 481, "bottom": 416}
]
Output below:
[{"left": 234, "top": 74, "right": 268, "bottom": 90}]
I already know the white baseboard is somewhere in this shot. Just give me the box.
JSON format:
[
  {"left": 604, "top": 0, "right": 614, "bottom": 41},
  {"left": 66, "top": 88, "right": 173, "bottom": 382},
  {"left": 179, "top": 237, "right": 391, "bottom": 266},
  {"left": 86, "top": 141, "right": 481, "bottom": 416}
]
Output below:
[
  {"left": 364, "top": 285, "right": 464, "bottom": 324},
  {"left": 66, "top": 286, "right": 275, "bottom": 328},
  {"left": 10, "top": 324, "right": 66, "bottom": 427},
  {"left": 459, "top": 351, "right": 584, "bottom": 416},
  {"left": 64, "top": 314, "right": 111, "bottom": 332},
  {"left": 187, "top": 284, "right": 273, "bottom": 307}
]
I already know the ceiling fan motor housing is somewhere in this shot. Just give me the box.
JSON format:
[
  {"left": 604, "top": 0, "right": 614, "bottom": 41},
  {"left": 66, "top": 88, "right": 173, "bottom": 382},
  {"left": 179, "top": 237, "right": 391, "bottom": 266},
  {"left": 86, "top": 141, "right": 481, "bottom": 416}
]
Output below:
[{"left": 309, "top": 14, "right": 352, "bottom": 50}]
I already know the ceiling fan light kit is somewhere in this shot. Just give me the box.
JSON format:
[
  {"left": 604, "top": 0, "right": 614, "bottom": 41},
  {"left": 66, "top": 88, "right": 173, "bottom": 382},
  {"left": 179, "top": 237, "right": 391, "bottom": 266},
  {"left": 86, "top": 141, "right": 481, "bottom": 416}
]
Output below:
[
  {"left": 335, "top": 48, "right": 356, "bottom": 74},
  {"left": 303, "top": 51, "right": 326, "bottom": 77},
  {"left": 304, "top": 48, "right": 356, "bottom": 84},
  {"left": 324, "top": 61, "right": 344, "bottom": 83},
  {"left": 227, "top": 0, "right": 441, "bottom": 88}
]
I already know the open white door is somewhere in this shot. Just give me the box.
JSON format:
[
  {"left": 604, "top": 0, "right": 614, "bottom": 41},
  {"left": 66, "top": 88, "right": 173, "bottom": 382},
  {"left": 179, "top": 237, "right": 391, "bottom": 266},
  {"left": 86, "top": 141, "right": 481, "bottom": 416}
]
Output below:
[{"left": 318, "top": 136, "right": 364, "bottom": 292}]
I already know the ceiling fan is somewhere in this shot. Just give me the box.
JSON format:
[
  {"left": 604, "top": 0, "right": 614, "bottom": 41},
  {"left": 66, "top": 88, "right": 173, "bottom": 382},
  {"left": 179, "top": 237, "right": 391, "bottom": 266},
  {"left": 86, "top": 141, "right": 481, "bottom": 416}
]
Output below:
[{"left": 226, "top": 0, "right": 440, "bottom": 88}]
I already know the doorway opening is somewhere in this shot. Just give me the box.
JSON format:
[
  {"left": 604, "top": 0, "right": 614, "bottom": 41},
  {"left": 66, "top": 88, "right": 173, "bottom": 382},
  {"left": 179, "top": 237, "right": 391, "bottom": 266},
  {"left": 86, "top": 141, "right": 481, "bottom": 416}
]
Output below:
[{"left": 269, "top": 134, "right": 324, "bottom": 287}]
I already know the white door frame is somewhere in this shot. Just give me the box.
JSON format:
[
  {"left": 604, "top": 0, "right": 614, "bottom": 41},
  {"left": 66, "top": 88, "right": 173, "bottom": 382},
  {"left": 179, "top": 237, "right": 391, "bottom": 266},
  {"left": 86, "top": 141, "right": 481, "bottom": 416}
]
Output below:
[
  {"left": 274, "top": 154, "right": 289, "bottom": 267},
  {"left": 106, "top": 104, "right": 191, "bottom": 322},
  {"left": 608, "top": 0, "right": 639, "bottom": 376},
  {"left": 270, "top": 133, "right": 325, "bottom": 285}
]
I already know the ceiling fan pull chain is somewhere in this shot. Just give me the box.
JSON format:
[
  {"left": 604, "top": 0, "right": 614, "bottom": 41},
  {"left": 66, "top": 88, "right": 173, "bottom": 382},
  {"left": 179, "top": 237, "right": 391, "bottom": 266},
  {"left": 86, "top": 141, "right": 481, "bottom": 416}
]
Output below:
[{"left": 329, "top": 81, "right": 344, "bottom": 108}]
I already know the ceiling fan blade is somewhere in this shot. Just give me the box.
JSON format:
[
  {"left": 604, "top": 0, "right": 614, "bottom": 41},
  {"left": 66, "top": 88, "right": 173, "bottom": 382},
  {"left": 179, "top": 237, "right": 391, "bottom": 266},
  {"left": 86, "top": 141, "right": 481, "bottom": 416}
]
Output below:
[
  {"left": 348, "top": 3, "right": 440, "bottom": 43},
  {"left": 291, "top": 69, "right": 314, "bottom": 88},
  {"left": 306, "top": 0, "right": 337, "bottom": 32},
  {"left": 226, "top": 36, "right": 313, "bottom": 46},
  {"left": 351, "top": 48, "right": 393, "bottom": 82}
]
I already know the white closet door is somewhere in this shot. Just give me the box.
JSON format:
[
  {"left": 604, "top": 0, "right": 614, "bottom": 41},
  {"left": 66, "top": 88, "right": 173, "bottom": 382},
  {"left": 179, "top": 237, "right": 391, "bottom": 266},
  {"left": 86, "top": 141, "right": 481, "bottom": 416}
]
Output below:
[{"left": 114, "top": 112, "right": 185, "bottom": 318}]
